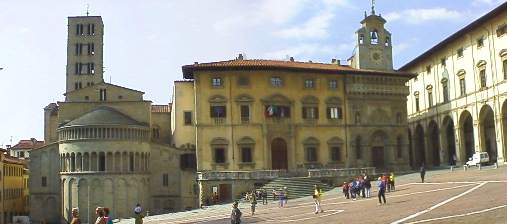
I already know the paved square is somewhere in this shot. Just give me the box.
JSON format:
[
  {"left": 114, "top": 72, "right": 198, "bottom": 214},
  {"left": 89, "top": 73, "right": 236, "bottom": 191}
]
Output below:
[{"left": 133, "top": 166, "right": 507, "bottom": 224}]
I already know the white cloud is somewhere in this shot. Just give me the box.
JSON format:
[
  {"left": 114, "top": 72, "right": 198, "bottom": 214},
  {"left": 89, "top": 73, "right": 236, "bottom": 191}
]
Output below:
[
  {"left": 273, "top": 11, "right": 335, "bottom": 39},
  {"left": 472, "top": 0, "right": 504, "bottom": 6},
  {"left": 263, "top": 43, "right": 350, "bottom": 60},
  {"left": 385, "top": 8, "right": 462, "bottom": 24}
]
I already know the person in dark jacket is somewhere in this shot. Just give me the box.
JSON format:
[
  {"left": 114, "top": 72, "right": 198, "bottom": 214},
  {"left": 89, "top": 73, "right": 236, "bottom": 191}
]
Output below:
[
  {"left": 231, "top": 201, "right": 242, "bottom": 224},
  {"left": 420, "top": 164, "right": 426, "bottom": 183},
  {"left": 377, "top": 177, "right": 386, "bottom": 205},
  {"left": 342, "top": 182, "right": 350, "bottom": 199}
]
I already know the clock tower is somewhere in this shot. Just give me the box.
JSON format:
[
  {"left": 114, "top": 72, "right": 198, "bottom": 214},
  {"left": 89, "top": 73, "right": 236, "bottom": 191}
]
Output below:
[{"left": 350, "top": 1, "right": 393, "bottom": 71}]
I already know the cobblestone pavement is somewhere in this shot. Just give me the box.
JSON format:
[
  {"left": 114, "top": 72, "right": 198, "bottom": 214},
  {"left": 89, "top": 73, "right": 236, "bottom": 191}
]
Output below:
[{"left": 120, "top": 165, "right": 507, "bottom": 224}]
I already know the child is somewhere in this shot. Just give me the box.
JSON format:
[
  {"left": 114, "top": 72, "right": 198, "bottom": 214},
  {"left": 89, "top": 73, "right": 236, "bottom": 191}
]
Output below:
[{"left": 231, "top": 201, "right": 242, "bottom": 224}]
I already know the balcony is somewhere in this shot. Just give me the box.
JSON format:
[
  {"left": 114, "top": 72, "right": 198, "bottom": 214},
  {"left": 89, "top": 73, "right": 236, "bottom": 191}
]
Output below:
[{"left": 307, "top": 167, "right": 375, "bottom": 178}]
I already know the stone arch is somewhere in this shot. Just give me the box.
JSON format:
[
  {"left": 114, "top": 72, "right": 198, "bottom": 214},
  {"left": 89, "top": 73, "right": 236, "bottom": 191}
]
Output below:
[
  {"left": 428, "top": 120, "right": 441, "bottom": 166},
  {"left": 210, "top": 137, "right": 229, "bottom": 145},
  {"left": 90, "top": 179, "right": 104, "bottom": 212},
  {"left": 369, "top": 130, "right": 388, "bottom": 169},
  {"left": 442, "top": 115, "right": 457, "bottom": 165},
  {"left": 476, "top": 60, "right": 487, "bottom": 67},
  {"left": 77, "top": 178, "right": 89, "bottom": 223},
  {"left": 459, "top": 110, "right": 475, "bottom": 160},
  {"left": 479, "top": 104, "right": 498, "bottom": 163},
  {"left": 83, "top": 152, "right": 90, "bottom": 171},
  {"left": 301, "top": 95, "right": 319, "bottom": 105},
  {"left": 325, "top": 96, "right": 342, "bottom": 105},
  {"left": 303, "top": 137, "right": 320, "bottom": 145},
  {"left": 103, "top": 179, "right": 114, "bottom": 215},
  {"left": 414, "top": 123, "right": 426, "bottom": 167},
  {"left": 237, "top": 136, "right": 255, "bottom": 145}
]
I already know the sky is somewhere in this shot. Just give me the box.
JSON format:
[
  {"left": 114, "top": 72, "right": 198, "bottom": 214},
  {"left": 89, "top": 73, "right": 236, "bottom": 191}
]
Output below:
[{"left": 0, "top": 0, "right": 504, "bottom": 146}]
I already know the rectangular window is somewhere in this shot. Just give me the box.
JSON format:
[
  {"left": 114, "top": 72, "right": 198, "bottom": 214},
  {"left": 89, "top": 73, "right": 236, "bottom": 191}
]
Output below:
[
  {"left": 460, "top": 78, "right": 466, "bottom": 96},
  {"left": 428, "top": 92, "right": 433, "bottom": 107},
  {"left": 211, "top": 77, "right": 222, "bottom": 87},
  {"left": 241, "top": 147, "right": 252, "bottom": 163},
  {"left": 88, "top": 43, "right": 95, "bottom": 55},
  {"left": 41, "top": 176, "right": 47, "bottom": 187},
  {"left": 214, "top": 148, "right": 226, "bottom": 164},
  {"left": 480, "top": 69, "right": 487, "bottom": 88},
  {"left": 210, "top": 106, "right": 226, "bottom": 118},
  {"left": 180, "top": 154, "right": 197, "bottom": 170},
  {"left": 415, "top": 97, "right": 420, "bottom": 112},
  {"left": 496, "top": 24, "right": 507, "bottom": 37},
  {"left": 304, "top": 79, "right": 315, "bottom": 88},
  {"left": 265, "top": 105, "right": 290, "bottom": 118},
  {"left": 99, "top": 153, "right": 105, "bottom": 171},
  {"left": 426, "top": 65, "right": 431, "bottom": 74},
  {"left": 271, "top": 77, "right": 283, "bottom": 87},
  {"left": 184, "top": 111, "right": 192, "bottom": 125},
  {"left": 302, "top": 107, "right": 318, "bottom": 119},
  {"left": 477, "top": 37, "right": 484, "bottom": 48},
  {"left": 327, "top": 107, "right": 342, "bottom": 119},
  {"left": 443, "top": 83, "right": 449, "bottom": 103},
  {"left": 237, "top": 76, "right": 249, "bottom": 86},
  {"left": 503, "top": 60, "right": 507, "bottom": 80},
  {"left": 328, "top": 80, "right": 338, "bottom": 89},
  {"left": 457, "top": 48, "right": 464, "bottom": 57},
  {"left": 305, "top": 147, "right": 317, "bottom": 162},
  {"left": 88, "top": 63, "right": 95, "bottom": 74},
  {"left": 91, "top": 24, "right": 95, "bottom": 35},
  {"left": 163, "top": 174, "right": 169, "bottom": 186},
  {"left": 99, "top": 89, "right": 107, "bottom": 101},
  {"left": 240, "top": 105, "right": 250, "bottom": 122},
  {"left": 331, "top": 146, "right": 340, "bottom": 161},
  {"left": 129, "top": 153, "right": 134, "bottom": 172}
]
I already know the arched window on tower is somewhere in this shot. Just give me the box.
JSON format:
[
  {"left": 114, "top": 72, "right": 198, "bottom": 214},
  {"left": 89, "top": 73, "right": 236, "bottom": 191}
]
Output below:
[
  {"left": 385, "top": 36, "right": 390, "bottom": 47},
  {"left": 370, "top": 30, "right": 379, "bottom": 44},
  {"left": 359, "top": 34, "right": 364, "bottom": 44}
]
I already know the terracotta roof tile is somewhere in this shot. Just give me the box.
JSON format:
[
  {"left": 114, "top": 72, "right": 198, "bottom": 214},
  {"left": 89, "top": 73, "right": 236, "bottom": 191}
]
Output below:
[
  {"left": 10, "top": 139, "right": 44, "bottom": 150},
  {"left": 182, "top": 59, "right": 414, "bottom": 79}
]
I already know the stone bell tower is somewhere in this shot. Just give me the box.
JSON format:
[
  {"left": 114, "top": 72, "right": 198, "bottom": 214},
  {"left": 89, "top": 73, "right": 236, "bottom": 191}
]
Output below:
[{"left": 350, "top": 1, "right": 393, "bottom": 71}]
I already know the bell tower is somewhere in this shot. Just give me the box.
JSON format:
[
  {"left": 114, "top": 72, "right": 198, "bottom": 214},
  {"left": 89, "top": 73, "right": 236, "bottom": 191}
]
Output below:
[
  {"left": 65, "top": 15, "right": 104, "bottom": 93},
  {"left": 350, "top": 0, "right": 393, "bottom": 71}
]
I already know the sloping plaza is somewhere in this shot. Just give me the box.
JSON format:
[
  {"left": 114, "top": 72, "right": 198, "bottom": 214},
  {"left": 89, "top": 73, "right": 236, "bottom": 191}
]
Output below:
[{"left": 122, "top": 166, "right": 507, "bottom": 224}]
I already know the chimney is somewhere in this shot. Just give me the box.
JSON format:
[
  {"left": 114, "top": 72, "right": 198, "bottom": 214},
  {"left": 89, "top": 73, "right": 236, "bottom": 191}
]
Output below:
[
  {"left": 331, "top": 59, "right": 337, "bottom": 64},
  {"left": 194, "top": 62, "right": 199, "bottom": 65},
  {"left": 6, "top": 145, "right": 11, "bottom": 149},
  {"left": 237, "top": 54, "right": 244, "bottom": 60},
  {"left": 289, "top": 57, "right": 294, "bottom": 62},
  {"left": 31, "top": 138, "right": 36, "bottom": 143}
]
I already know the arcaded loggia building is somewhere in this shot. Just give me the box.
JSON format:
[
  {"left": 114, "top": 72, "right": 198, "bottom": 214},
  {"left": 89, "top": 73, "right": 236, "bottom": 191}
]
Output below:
[
  {"left": 172, "top": 7, "right": 415, "bottom": 206},
  {"left": 403, "top": 2, "right": 507, "bottom": 168},
  {"left": 29, "top": 16, "right": 198, "bottom": 223}
]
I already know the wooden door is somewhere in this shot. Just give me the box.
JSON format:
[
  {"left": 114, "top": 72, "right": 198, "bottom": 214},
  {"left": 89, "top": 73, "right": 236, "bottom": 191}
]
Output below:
[
  {"left": 271, "top": 138, "right": 288, "bottom": 170},
  {"left": 372, "top": 147, "right": 385, "bottom": 168}
]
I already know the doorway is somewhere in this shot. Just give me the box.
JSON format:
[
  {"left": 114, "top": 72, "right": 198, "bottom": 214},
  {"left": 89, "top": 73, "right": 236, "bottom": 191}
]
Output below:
[
  {"left": 371, "top": 147, "right": 385, "bottom": 168},
  {"left": 271, "top": 138, "right": 288, "bottom": 170}
]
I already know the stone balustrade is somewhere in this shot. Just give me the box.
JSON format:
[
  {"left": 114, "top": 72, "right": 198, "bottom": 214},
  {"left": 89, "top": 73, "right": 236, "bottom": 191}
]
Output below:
[
  {"left": 307, "top": 167, "right": 376, "bottom": 178},
  {"left": 198, "top": 167, "right": 376, "bottom": 181}
]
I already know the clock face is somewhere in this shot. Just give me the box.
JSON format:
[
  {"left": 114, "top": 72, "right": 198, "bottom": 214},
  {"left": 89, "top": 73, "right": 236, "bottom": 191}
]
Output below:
[{"left": 370, "top": 50, "right": 383, "bottom": 64}]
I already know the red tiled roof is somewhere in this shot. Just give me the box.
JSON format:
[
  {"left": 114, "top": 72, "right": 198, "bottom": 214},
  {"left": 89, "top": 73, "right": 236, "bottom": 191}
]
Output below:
[
  {"left": 400, "top": 1, "right": 507, "bottom": 71},
  {"left": 10, "top": 138, "right": 44, "bottom": 150},
  {"left": 182, "top": 59, "right": 414, "bottom": 79},
  {"left": 152, "top": 104, "right": 171, "bottom": 113}
]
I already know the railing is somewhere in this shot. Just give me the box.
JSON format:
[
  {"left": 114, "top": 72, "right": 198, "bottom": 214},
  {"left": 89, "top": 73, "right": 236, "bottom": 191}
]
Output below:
[
  {"left": 307, "top": 167, "right": 376, "bottom": 178},
  {"left": 197, "top": 167, "right": 376, "bottom": 181}
]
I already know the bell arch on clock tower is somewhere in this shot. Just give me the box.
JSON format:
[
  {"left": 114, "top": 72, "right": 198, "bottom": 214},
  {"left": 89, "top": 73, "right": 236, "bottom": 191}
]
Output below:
[{"left": 350, "top": 3, "right": 393, "bottom": 71}]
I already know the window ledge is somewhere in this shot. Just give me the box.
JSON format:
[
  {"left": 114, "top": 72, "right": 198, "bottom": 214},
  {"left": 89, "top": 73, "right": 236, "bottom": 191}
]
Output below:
[{"left": 238, "top": 162, "right": 256, "bottom": 169}]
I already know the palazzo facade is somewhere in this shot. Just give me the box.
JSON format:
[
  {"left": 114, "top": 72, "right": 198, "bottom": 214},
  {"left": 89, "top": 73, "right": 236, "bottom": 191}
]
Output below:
[
  {"left": 403, "top": 2, "right": 507, "bottom": 168},
  {"left": 172, "top": 8, "right": 415, "bottom": 206}
]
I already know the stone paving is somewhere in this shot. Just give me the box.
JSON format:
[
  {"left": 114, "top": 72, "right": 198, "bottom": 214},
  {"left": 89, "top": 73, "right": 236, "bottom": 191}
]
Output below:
[{"left": 119, "top": 165, "right": 507, "bottom": 223}]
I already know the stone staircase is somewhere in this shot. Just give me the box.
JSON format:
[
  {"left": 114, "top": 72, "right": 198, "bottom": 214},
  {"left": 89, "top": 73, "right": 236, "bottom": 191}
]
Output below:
[{"left": 260, "top": 177, "right": 334, "bottom": 200}]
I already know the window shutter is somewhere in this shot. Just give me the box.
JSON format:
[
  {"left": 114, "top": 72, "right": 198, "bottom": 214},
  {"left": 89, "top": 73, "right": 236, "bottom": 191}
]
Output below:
[
  {"left": 326, "top": 107, "right": 331, "bottom": 119},
  {"left": 222, "top": 106, "right": 227, "bottom": 117},
  {"left": 338, "top": 107, "right": 343, "bottom": 119},
  {"left": 302, "top": 107, "right": 307, "bottom": 119},
  {"left": 76, "top": 24, "right": 80, "bottom": 35},
  {"left": 75, "top": 63, "right": 79, "bottom": 74},
  {"left": 91, "top": 24, "right": 95, "bottom": 35},
  {"left": 315, "top": 107, "right": 319, "bottom": 119},
  {"left": 210, "top": 106, "right": 214, "bottom": 118}
]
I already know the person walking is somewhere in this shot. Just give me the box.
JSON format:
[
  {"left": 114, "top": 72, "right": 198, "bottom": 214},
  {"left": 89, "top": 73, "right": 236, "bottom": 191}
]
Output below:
[
  {"left": 278, "top": 188, "right": 285, "bottom": 207},
  {"left": 134, "top": 204, "right": 144, "bottom": 224},
  {"left": 364, "top": 176, "right": 372, "bottom": 198},
  {"left": 250, "top": 191, "right": 257, "bottom": 216},
  {"left": 389, "top": 172, "right": 395, "bottom": 191},
  {"left": 70, "top": 208, "right": 81, "bottom": 224},
  {"left": 94, "top": 207, "right": 106, "bottom": 224},
  {"left": 283, "top": 187, "right": 288, "bottom": 207},
  {"left": 261, "top": 189, "right": 268, "bottom": 205},
  {"left": 377, "top": 177, "right": 386, "bottom": 205},
  {"left": 342, "top": 181, "right": 350, "bottom": 199},
  {"left": 420, "top": 164, "right": 426, "bottom": 183},
  {"left": 313, "top": 185, "right": 324, "bottom": 214},
  {"left": 230, "top": 201, "right": 242, "bottom": 224},
  {"left": 272, "top": 189, "right": 277, "bottom": 201}
]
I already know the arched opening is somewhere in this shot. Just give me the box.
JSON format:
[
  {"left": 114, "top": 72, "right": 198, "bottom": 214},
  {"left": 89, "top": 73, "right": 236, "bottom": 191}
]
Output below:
[
  {"left": 408, "top": 128, "right": 414, "bottom": 168},
  {"left": 414, "top": 124, "right": 426, "bottom": 167},
  {"left": 479, "top": 105, "right": 498, "bottom": 163},
  {"left": 370, "top": 130, "right": 387, "bottom": 169},
  {"left": 442, "top": 116, "right": 457, "bottom": 165},
  {"left": 428, "top": 120, "right": 441, "bottom": 166},
  {"left": 271, "top": 138, "right": 288, "bottom": 170},
  {"left": 459, "top": 110, "right": 475, "bottom": 160}
]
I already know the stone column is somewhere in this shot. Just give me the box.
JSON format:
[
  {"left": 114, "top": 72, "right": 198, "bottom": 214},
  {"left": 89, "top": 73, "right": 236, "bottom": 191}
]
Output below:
[
  {"left": 495, "top": 115, "right": 505, "bottom": 164},
  {"left": 473, "top": 120, "right": 481, "bottom": 153}
]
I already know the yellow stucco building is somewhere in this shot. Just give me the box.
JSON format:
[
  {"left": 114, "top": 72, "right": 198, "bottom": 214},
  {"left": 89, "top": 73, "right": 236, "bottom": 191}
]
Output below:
[
  {"left": 172, "top": 8, "right": 415, "bottom": 205},
  {"left": 0, "top": 149, "right": 29, "bottom": 224}
]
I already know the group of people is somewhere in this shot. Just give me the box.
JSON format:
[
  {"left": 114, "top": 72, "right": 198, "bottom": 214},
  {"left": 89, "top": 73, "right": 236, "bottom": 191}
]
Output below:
[
  {"left": 341, "top": 173, "right": 395, "bottom": 205},
  {"left": 69, "top": 204, "right": 144, "bottom": 224},
  {"left": 272, "top": 187, "right": 289, "bottom": 207}
]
